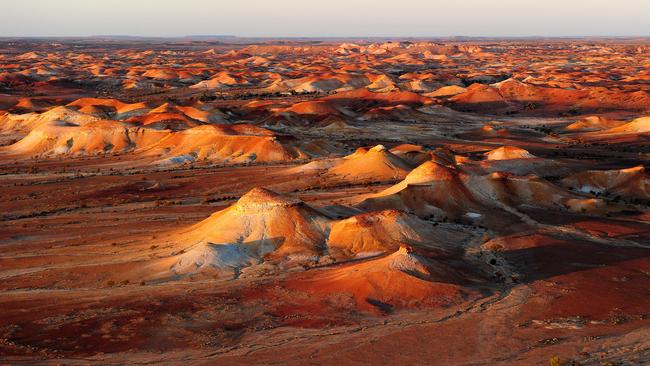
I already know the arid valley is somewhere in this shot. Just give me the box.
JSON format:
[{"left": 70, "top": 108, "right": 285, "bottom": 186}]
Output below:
[{"left": 0, "top": 37, "right": 649, "bottom": 365}]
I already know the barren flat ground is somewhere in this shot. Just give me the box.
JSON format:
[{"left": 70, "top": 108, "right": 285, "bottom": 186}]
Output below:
[{"left": 0, "top": 38, "right": 649, "bottom": 365}]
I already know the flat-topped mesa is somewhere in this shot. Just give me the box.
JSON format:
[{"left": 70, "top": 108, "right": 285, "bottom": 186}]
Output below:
[{"left": 233, "top": 187, "right": 303, "bottom": 211}]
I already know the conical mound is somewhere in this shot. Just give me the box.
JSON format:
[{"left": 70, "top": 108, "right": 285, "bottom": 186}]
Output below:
[
  {"left": 327, "top": 210, "right": 459, "bottom": 258},
  {"left": 283, "top": 245, "right": 468, "bottom": 313},
  {"left": 359, "top": 160, "right": 468, "bottom": 216},
  {"left": 327, "top": 144, "right": 413, "bottom": 180},
  {"left": 179, "top": 188, "right": 331, "bottom": 265},
  {"left": 485, "top": 146, "right": 536, "bottom": 161},
  {"left": 403, "top": 160, "right": 457, "bottom": 184},
  {"left": 607, "top": 116, "right": 650, "bottom": 133},
  {"left": 234, "top": 187, "right": 303, "bottom": 210}
]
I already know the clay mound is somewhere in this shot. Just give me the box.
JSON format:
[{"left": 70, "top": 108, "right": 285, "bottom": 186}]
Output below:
[
  {"left": 360, "top": 160, "right": 599, "bottom": 219},
  {"left": 382, "top": 160, "right": 458, "bottom": 194},
  {"left": 269, "top": 73, "right": 370, "bottom": 93},
  {"left": 485, "top": 146, "right": 536, "bottom": 160},
  {"left": 606, "top": 116, "right": 650, "bottom": 134},
  {"left": 121, "top": 101, "right": 226, "bottom": 130},
  {"left": 16, "top": 51, "right": 42, "bottom": 60},
  {"left": 425, "top": 85, "right": 467, "bottom": 98},
  {"left": 132, "top": 112, "right": 201, "bottom": 130},
  {"left": 190, "top": 71, "right": 246, "bottom": 89},
  {"left": 169, "top": 188, "right": 331, "bottom": 274},
  {"left": 405, "top": 80, "right": 436, "bottom": 93},
  {"left": 143, "top": 124, "right": 309, "bottom": 164},
  {"left": 285, "top": 246, "right": 467, "bottom": 313},
  {"left": 449, "top": 83, "right": 508, "bottom": 110},
  {"left": 3, "top": 118, "right": 306, "bottom": 163},
  {"left": 238, "top": 55, "right": 271, "bottom": 66},
  {"left": 493, "top": 78, "right": 591, "bottom": 108},
  {"left": 234, "top": 187, "right": 304, "bottom": 207},
  {"left": 467, "top": 172, "right": 559, "bottom": 204},
  {"left": 327, "top": 145, "right": 413, "bottom": 180},
  {"left": 174, "top": 104, "right": 226, "bottom": 123},
  {"left": 389, "top": 144, "right": 425, "bottom": 154},
  {"left": 359, "top": 104, "right": 423, "bottom": 121},
  {"left": 389, "top": 144, "right": 432, "bottom": 166},
  {"left": 0, "top": 72, "right": 33, "bottom": 87},
  {"left": 272, "top": 89, "right": 430, "bottom": 119},
  {"left": 366, "top": 73, "right": 397, "bottom": 91},
  {"left": 280, "top": 100, "right": 340, "bottom": 115},
  {"left": 170, "top": 243, "right": 260, "bottom": 275},
  {"left": 449, "top": 78, "right": 650, "bottom": 113},
  {"left": 0, "top": 106, "right": 101, "bottom": 134},
  {"left": 317, "top": 116, "right": 358, "bottom": 131},
  {"left": 324, "top": 88, "right": 431, "bottom": 107},
  {"left": 9, "top": 98, "right": 54, "bottom": 113},
  {"left": 142, "top": 69, "right": 179, "bottom": 80},
  {"left": 472, "top": 124, "right": 508, "bottom": 138},
  {"left": 327, "top": 210, "right": 458, "bottom": 258},
  {"left": 67, "top": 98, "right": 149, "bottom": 119},
  {"left": 448, "top": 79, "right": 581, "bottom": 112},
  {"left": 4, "top": 120, "right": 163, "bottom": 156},
  {"left": 359, "top": 161, "right": 475, "bottom": 219},
  {"left": 466, "top": 172, "right": 605, "bottom": 214},
  {"left": 566, "top": 116, "right": 625, "bottom": 131},
  {"left": 361, "top": 159, "right": 460, "bottom": 200},
  {"left": 561, "top": 166, "right": 649, "bottom": 200}
]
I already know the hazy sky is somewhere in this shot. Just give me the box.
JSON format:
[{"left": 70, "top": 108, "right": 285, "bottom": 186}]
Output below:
[{"left": 3, "top": 0, "right": 649, "bottom": 37}]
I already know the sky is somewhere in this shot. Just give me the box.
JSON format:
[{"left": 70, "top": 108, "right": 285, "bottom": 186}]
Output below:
[{"left": 2, "top": 0, "right": 649, "bottom": 38}]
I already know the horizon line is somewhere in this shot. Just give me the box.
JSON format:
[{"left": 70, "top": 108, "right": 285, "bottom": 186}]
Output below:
[{"left": 2, "top": 34, "right": 650, "bottom": 40}]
